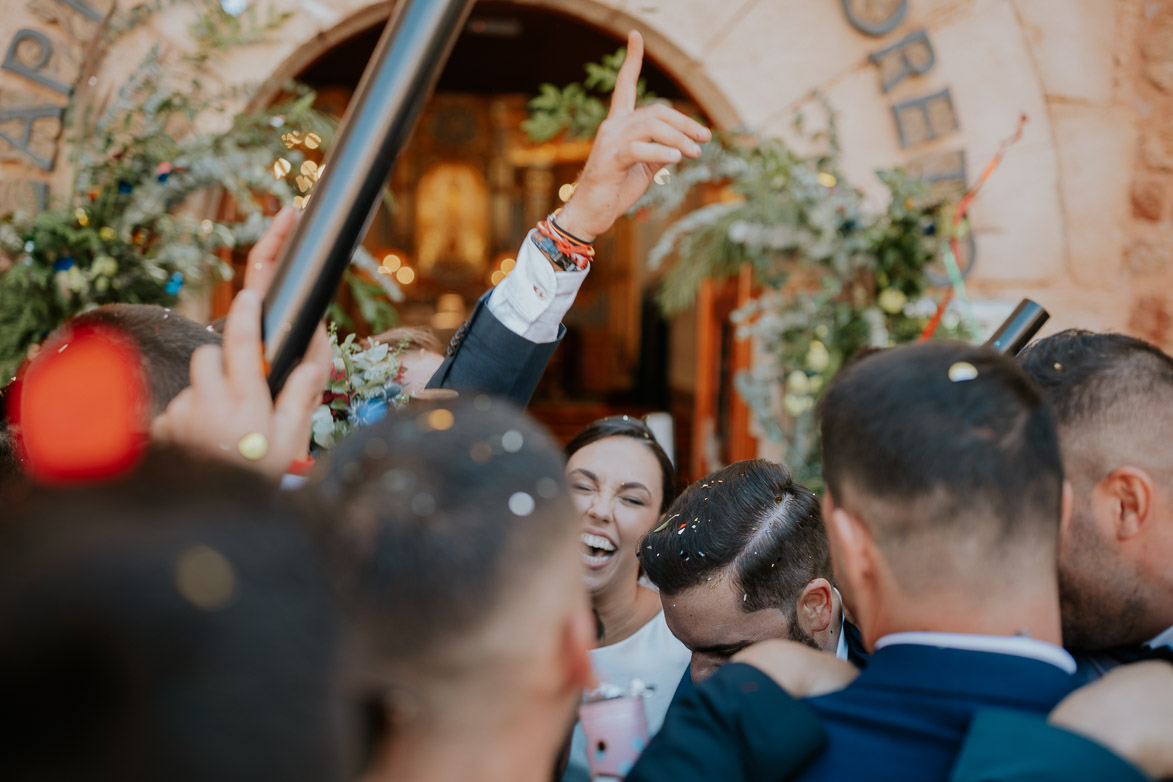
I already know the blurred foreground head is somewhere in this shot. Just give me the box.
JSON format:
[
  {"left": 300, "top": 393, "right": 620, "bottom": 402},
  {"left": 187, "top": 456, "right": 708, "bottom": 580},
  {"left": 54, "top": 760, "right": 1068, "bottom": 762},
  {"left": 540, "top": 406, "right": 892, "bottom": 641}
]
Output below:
[
  {"left": 819, "top": 342, "right": 1066, "bottom": 646},
  {"left": 1019, "top": 330, "right": 1173, "bottom": 650},
  {"left": 0, "top": 451, "right": 352, "bottom": 782},
  {"left": 311, "top": 396, "right": 594, "bottom": 782}
]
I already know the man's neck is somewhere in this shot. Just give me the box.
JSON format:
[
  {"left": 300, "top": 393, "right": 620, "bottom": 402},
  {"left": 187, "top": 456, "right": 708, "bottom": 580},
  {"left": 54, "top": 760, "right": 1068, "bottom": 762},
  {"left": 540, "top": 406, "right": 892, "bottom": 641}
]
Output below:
[
  {"left": 369, "top": 719, "right": 556, "bottom": 782},
  {"left": 865, "top": 581, "right": 1064, "bottom": 649},
  {"left": 593, "top": 576, "right": 660, "bottom": 646}
]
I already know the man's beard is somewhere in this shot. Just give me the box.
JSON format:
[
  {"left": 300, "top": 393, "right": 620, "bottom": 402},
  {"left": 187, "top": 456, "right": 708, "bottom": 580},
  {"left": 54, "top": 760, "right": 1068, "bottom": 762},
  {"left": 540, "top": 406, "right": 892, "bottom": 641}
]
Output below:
[{"left": 787, "top": 617, "right": 821, "bottom": 651}]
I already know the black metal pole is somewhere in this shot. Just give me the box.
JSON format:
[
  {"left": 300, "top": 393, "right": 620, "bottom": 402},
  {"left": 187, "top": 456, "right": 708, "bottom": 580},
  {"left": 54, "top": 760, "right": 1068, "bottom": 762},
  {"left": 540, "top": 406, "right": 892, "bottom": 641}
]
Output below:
[
  {"left": 983, "top": 298, "right": 1049, "bottom": 356},
  {"left": 263, "top": 0, "right": 475, "bottom": 396}
]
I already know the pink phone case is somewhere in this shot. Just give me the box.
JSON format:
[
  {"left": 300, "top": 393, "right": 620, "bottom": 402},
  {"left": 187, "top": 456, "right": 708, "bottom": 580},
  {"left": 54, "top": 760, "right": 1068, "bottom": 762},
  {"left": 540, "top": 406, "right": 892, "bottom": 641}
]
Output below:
[{"left": 578, "top": 695, "right": 651, "bottom": 780}]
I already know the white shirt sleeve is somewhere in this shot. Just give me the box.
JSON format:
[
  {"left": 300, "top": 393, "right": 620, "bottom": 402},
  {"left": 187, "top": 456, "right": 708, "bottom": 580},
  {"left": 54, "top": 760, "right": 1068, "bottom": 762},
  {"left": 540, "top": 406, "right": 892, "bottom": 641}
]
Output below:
[{"left": 485, "top": 229, "right": 590, "bottom": 344}]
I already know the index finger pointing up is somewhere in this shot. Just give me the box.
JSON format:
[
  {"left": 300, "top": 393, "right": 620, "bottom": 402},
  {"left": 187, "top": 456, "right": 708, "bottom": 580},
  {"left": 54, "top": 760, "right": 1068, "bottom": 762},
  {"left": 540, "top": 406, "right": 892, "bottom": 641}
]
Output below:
[{"left": 610, "top": 30, "right": 644, "bottom": 116}]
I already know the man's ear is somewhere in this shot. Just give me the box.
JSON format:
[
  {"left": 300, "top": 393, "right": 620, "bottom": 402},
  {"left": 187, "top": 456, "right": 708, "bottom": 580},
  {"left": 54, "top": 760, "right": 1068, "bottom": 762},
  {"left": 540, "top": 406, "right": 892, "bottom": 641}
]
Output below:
[
  {"left": 1095, "top": 466, "right": 1154, "bottom": 540},
  {"left": 560, "top": 603, "right": 597, "bottom": 693},
  {"left": 795, "top": 577, "right": 834, "bottom": 635}
]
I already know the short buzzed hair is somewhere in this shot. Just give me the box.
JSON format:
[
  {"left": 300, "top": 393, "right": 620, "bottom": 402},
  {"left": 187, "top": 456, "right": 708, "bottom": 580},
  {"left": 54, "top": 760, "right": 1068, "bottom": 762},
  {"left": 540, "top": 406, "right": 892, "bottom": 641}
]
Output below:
[
  {"left": 819, "top": 342, "right": 1064, "bottom": 587},
  {"left": 311, "top": 397, "right": 576, "bottom": 684},
  {"left": 639, "top": 459, "right": 829, "bottom": 615},
  {"left": 1018, "top": 329, "right": 1173, "bottom": 478},
  {"left": 64, "top": 304, "right": 220, "bottom": 415}
]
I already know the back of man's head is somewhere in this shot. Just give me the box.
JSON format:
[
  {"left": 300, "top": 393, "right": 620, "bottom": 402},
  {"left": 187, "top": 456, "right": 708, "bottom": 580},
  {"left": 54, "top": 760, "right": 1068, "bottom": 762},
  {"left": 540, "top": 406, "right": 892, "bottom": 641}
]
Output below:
[
  {"left": 311, "top": 397, "right": 591, "bottom": 752},
  {"left": 820, "top": 342, "right": 1064, "bottom": 607},
  {"left": 641, "top": 459, "right": 829, "bottom": 612},
  {"left": 1018, "top": 330, "right": 1173, "bottom": 648},
  {"left": 0, "top": 450, "right": 351, "bottom": 782},
  {"left": 1018, "top": 329, "right": 1173, "bottom": 483},
  {"left": 64, "top": 304, "right": 220, "bottom": 415}
]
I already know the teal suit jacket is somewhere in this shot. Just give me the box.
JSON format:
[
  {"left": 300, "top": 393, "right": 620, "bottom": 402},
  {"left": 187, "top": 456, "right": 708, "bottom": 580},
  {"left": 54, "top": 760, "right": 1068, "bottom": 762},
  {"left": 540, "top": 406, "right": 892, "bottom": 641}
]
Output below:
[{"left": 952, "top": 710, "right": 1150, "bottom": 782}]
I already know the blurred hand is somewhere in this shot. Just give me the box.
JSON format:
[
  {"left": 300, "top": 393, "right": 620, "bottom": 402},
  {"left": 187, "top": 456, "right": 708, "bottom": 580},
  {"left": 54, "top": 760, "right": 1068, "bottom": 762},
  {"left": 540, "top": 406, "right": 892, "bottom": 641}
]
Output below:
[
  {"left": 243, "top": 206, "right": 299, "bottom": 296},
  {"left": 733, "top": 640, "right": 859, "bottom": 699},
  {"left": 152, "top": 288, "right": 330, "bottom": 479},
  {"left": 556, "top": 30, "right": 711, "bottom": 242},
  {"left": 1049, "top": 660, "right": 1173, "bottom": 779}
]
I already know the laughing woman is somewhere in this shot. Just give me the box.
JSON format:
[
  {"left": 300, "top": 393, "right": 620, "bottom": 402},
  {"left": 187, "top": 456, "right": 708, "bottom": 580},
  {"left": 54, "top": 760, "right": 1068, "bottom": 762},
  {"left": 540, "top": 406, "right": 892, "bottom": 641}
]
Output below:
[{"left": 560, "top": 416, "right": 691, "bottom": 782}]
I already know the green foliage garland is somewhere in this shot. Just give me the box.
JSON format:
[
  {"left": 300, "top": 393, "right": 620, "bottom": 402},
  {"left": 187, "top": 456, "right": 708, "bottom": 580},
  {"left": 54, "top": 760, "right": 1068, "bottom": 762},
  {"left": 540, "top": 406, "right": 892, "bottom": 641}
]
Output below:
[{"left": 0, "top": 1, "right": 399, "bottom": 383}]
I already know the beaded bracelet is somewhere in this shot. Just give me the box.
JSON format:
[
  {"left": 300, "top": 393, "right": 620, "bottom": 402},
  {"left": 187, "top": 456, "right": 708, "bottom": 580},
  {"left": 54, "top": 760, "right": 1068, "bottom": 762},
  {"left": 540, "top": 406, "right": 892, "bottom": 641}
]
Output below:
[{"left": 535, "top": 215, "right": 594, "bottom": 270}]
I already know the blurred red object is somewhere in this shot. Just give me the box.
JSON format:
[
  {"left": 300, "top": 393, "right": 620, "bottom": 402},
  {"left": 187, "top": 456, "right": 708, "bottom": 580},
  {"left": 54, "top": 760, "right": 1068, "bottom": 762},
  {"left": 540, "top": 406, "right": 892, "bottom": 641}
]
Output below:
[{"left": 9, "top": 324, "right": 150, "bottom": 484}]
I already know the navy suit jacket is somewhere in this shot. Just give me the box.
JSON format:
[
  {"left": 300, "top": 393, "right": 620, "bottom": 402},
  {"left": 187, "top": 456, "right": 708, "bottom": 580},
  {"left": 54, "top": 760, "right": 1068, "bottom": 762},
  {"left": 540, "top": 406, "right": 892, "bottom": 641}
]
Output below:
[
  {"left": 951, "top": 709, "right": 1150, "bottom": 782},
  {"left": 635, "top": 645, "right": 1079, "bottom": 782},
  {"left": 793, "top": 644, "right": 1080, "bottom": 782},
  {"left": 425, "top": 291, "right": 563, "bottom": 408}
]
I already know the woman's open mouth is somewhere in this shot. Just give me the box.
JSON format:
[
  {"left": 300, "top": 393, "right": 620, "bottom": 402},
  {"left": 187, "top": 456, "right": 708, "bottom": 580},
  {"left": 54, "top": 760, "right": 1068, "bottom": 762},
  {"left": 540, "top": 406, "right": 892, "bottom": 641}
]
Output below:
[{"left": 581, "top": 532, "right": 616, "bottom": 568}]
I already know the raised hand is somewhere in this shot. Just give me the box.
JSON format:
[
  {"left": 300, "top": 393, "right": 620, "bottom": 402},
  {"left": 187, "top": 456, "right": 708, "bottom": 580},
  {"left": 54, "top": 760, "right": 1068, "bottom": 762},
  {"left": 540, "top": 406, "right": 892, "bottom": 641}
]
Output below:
[
  {"left": 152, "top": 288, "right": 331, "bottom": 479},
  {"left": 556, "top": 31, "right": 711, "bottom": 242}
]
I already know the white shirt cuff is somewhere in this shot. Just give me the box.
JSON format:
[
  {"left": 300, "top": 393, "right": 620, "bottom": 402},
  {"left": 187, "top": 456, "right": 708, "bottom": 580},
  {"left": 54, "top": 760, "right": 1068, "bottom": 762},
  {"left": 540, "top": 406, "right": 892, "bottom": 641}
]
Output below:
[{"left": 486, "top": 229, "right": 589, "bottom": 344}]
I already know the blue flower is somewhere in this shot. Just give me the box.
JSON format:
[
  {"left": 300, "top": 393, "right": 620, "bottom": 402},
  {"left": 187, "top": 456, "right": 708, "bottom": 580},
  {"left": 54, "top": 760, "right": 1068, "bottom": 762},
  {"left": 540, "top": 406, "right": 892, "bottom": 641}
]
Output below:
[
  {"left": 53, "top": 256, "right": 76, "bottom": 272},
  {"left": 164, "top": 272, "right": 184, "bottom": 296},
  {"left": 117, "top": 181, "right": 133, "bottom": 195},
  {"left": 350, "top": 397, "right": 389, "bottom": 427}
]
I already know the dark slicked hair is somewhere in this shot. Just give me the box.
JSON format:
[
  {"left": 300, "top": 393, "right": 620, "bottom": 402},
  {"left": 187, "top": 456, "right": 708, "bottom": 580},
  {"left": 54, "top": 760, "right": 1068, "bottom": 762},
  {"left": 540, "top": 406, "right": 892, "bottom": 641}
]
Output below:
[
  {"left": 820, "top": 342, "right": 1064, "bottom": 583},
  {"left": 0, "top": 449, "right": 352, "bottom": 782},
  {"left": 311, "top": 396, "right": 576, "bottom": 678},
  {"left": 639, "top": 459, "right": 829, "bottom": 616},
  {"left": 65, "top": 304, "right": 220, "bottom": 415},
  {"left": 1018, "top": 329, "right": 1173, "bottom": 431},
  {"left": 564, "top": 415, "right": 676, "bottom": 513}
]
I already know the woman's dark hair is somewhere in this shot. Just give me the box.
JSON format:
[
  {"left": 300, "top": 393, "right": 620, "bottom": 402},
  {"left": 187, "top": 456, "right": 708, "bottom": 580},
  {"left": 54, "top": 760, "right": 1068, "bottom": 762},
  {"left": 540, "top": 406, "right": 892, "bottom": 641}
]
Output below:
[{"left": 564, "top": 416, "right": 676, "bottom": 513}]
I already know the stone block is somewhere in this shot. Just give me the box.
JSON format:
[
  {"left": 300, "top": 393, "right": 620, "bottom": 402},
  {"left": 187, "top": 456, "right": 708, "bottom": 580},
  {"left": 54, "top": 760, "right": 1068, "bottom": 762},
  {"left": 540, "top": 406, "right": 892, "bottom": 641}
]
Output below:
[
  {"left": 1129, "top": 293, "right": 1173, "bottom": 346},
  {"left": 1015, "top": 0, "right": 1117, "bottom": 104},
  {"left": 1127, "top": 238, "right": 1173, "bottom": 275},
  {"left": 1131, "top": 176, "right": 1167, "bottom": 221},
  {"left": 1051, "top": 104, "right": 1134, "bottom": 287}
]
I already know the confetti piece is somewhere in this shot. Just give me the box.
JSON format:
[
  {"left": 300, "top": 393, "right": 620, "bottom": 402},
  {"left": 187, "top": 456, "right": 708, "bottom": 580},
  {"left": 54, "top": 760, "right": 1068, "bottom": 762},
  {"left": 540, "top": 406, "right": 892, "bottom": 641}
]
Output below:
[
  {"left": 948, "top": 361, "right": 979, "bottom": 382},
  {"left": 817, "top": 171, "right": 837, "bottom": 188},
  {"left": 653, "top": 167, "right": 671, "bottom": 185},
  {"left": 174, "top": 545, "right": 236, "bottom": 611},
  {"left": 424, "top": 408, "right": 454, "bottom": 431},
  {"left": 509, "top": 491, "right": 536, "bottom": 517},
  {"left": 501, "top": 429, "right": 524, "bottom": 453}
]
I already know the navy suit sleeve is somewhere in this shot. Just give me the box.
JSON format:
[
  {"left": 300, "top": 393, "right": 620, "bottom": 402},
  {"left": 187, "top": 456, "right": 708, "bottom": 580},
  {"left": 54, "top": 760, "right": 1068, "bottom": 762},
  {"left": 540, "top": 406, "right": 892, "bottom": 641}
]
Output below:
[
  {"left": 628, "top": 663, "right": 827, "bottom": 782},
  {"left": 951, "top": 710, "right": 1150, "bottom": 782},
  {"left": 425, "top": 292, "right": 563, "bottom": 408}
]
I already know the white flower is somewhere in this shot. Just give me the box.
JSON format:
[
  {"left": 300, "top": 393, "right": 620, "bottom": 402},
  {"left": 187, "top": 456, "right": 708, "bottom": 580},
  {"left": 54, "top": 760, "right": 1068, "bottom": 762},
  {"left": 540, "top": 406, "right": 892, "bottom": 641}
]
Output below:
[
  {"left": 877, "top": 288, "right": 907, "bottom": 315},
  {"left": 806, "top": 340, "right": 830, "bottom": 372},
  {"left": 786, "top": 370, "right": 810, "bottom": 395}
]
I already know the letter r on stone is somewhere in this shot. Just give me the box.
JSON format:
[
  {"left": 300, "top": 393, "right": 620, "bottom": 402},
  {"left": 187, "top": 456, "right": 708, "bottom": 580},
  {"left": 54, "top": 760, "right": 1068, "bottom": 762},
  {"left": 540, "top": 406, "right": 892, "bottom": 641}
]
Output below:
[{"left": 870, "top": 29, "right": 935, "bottom": 93}]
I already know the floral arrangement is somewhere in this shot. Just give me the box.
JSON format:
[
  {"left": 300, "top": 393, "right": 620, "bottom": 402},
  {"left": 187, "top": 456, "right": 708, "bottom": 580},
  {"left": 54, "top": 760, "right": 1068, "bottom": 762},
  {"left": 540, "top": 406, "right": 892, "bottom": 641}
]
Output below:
[
  {"left": 0, "top": 1, "right": 399, "bottom": 383},
  {"left": 311, "top": 327, "right": 410, "bottom": 450},
  {"left": 527, "top": 50, "right": 964, "bottom": 487}
]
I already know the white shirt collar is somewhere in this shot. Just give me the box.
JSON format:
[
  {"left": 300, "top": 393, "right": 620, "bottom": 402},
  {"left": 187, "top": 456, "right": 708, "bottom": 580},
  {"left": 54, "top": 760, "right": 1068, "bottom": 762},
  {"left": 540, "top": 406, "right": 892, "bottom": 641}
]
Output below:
[
  {"left": 874, "top": 631, "right": 1076, "bottom": 674},
  {"left": 1148, "top": 623, "right": 1173, "bottom": 650},
  {"left": 832, "top": 589, "right": 849, "bottom": 661}
]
